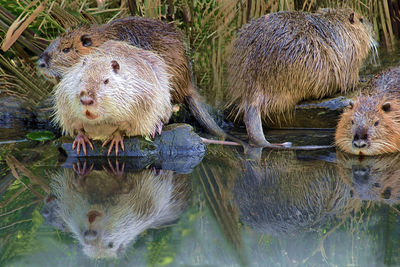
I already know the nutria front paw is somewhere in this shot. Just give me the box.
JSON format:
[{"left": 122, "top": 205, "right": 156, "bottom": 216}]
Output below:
[
  {"left": 103, "top": 158, "right": 125, "bottom": 177},
  {"left": 151, "top": 121, "right": 163, "bottom": 139},
  {"left": 72, "top": 133, "right": 94, "bottom": 156},
  {"left": 102, "top": 133, "right": 125, "bottom": 156},
  {"left": 72, "top": 159, "right": 94, "bottom": 176}
]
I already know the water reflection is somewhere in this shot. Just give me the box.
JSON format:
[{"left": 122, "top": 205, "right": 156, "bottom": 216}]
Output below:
[
  {"left": 42, "top": 158, "right": 190, "bottom": 258},
  {"left": 337, "top": 153, "right": 400, "bottom": 204},
  {"left": 234, "top": 150, "right": 355, "bottom": 236}
]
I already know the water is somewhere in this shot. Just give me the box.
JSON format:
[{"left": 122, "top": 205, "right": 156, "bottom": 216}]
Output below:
[
  {"left": 1, "top": 46, "right": 400, "bottom": 267},
  {"left": 0, "top": 134, "right": 400, "bottom": 266}
]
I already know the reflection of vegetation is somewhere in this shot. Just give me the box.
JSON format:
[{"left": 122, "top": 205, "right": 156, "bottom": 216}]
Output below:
[{"left": 1, "top": 0, "right": 399, "bottom": 109}]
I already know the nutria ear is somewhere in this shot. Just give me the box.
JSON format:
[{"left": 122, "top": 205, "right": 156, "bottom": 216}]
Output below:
[
  {"left": 349, "top": 13, "right": 355, "bottom": 24},
  {"left": 382, "top": 102, "right": 391, "bottom": 112},
  {"left": 111, "top": 60, "right": 120, "bottom": 73},
  {"left": 81, "top": 34, "right": 92, "bottom": 47},
  {"left": 348, "top": 101, "right": 354, "bottom": 110}
]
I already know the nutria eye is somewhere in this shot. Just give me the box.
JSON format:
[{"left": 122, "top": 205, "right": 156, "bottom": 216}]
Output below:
[
  {"left": 374, "top": 121, "right": 379, "bottom": 126},
  {"left": 382, "top": 102, "right": 391, "bottom": 112},
  {"left": 81, "top": 34, "right": 92, "bottom": 47},
  {"left": 108, "top": 242, "right": 113, "bottom": 248},
  {"left": 62, "top": 48, "right": 70, "bottom": 53},
  {"left": 351, "top": 120, "right": 354, "bottom": 125},
  {"left": 104, "top": 79, "right": 109, "bottom": 84},
  {"left": 359, "top": 18, "right": 364, "bottom": 23},
  {"left": 348, "top": 101, "right": 354, "bottom": 110}
]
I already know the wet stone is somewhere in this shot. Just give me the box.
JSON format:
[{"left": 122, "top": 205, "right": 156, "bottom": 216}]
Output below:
[
  {"left": 266, "top": 94, "right": 352, "bottom": 129},
  {"left": 61, "top": 123, "right": 207, "bottom": 158},
  {"left": 0, "top": 96, "right": 34, "bottom": 128}
]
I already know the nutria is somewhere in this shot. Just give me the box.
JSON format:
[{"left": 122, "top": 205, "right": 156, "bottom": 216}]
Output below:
[
  {"left": 335, "top": 67, "right": 400, "bottom": 155},
  {"left": 227, "top": 8, "right": 376, "bottom": 147},
  {"left": 49, "top": 166, "right": 189, "bottom": 258},
  {"left": 337, "top": 152, "right": 400, "bottom": 204},
  {"left": 38, "top": 16, "right": 228, "bottom": 140},
  {"left": 233, "top": 151, "right": 355, "bottom": 236},
  {"left": 53, "top": 41, "right": 172, "bottom": 156}
]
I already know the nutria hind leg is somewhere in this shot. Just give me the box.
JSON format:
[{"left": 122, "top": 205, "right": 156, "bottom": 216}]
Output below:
[{"left": 244, "top": 105, "right": 274, "bottom": 147}]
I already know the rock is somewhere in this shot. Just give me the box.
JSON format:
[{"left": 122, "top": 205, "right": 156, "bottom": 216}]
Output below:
[
  {"left": 0, "top": 96, "right": 34, "bottom": 128},
  {"left": 266, "top": 94, "right": 354, "bottom": 129},
  {"left": 61, "top": 123, "right": 207, "bottom": 158}
]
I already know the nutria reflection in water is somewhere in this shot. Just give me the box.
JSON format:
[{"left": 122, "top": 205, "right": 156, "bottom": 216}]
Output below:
[
  {"left": 42, "top": 160, "right": 189, "bottom": 258},
  {"left": 337, "top": 152, "right": 400, "bottom": 204},
  {"left": 233, "top": 151, "right": 357, "bottom": 236}
]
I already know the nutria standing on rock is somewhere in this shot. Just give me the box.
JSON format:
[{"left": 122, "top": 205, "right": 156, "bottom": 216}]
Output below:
[
  {"left": 53, "top": 41, "right": 172, "bottom": 155},
  {"left": 335, "top": 67, "right": 400, "bottom": 155},
  {"left": 228, "top": 8, "right": 376, "bottom": 147},
  {"left": 38, "top": 16, "right": 228, "bottom": 140}
]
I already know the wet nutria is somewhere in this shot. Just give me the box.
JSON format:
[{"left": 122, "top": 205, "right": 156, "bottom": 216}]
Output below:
[
  {"left": 49, "top": 166, "right": 189, "bottom": 258},
  {"left": 337, "top": 152, "right": 400, "bottom": 204},
  {"left": 53, "top": 41, "right": 172, "bottom": 155},
  {"left": 335, "top": 67, "right": 400, "bottom": 155},
  {"left": 38, "top": 16, "right": 228, "bottom": 140},
  {"left": 228, "top": 8, "right": 376, "bottom": 147}
]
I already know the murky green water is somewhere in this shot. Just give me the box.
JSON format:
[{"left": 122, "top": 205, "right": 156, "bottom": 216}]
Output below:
[{"left": 1, "top": 132, "right": 400, "bottom": 266}]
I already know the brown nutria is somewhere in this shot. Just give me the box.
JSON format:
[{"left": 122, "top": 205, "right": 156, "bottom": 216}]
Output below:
[
  {"left": 335, "top": 67, "right": 400, "bottom": 155},
  {"left": 49, "top": 166, "right": 189, "bottom": 258},
  {"left": 233, "top": 150, "right": 356, "bottom": 236},
  {"left": 38, "top": 16, "right": 229, "bottom": 141},
  {"left": 53, "top": 40, "right": 172, "bottom": 156},
  {"left": 337, "top": 152, "right": 400, "bottom": 204},
  {"left": 227, "top": 8, "right": 376, "bottom": 147}
]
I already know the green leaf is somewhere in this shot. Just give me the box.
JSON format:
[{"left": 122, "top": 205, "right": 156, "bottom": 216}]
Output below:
[{"left": 26, "top": 131, "right": 56, "bottom": 141}]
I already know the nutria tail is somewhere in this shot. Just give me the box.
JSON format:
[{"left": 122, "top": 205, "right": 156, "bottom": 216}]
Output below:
[{"left": 185, "top": 95, "right": 226, "bottom": 138}]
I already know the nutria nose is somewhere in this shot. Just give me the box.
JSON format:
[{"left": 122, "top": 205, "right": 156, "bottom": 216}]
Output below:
[
  {"left": 83, "top": 230, "right": 98, "bottom": 240},
  {"left": 38, "top": 52, "right": 49, "bottom": 68},
  {"left": 81, "top": 98, "right": 94, "bottom": 106},
  {"left": 352, "top": 127, "right": 369, "bottom": 149}
]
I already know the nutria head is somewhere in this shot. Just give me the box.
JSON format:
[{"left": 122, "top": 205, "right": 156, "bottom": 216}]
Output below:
[
  {"left": 335, "top": 95, "right": 400, "bottom": 155},
  {"left": 38, "top": 26, "right": 105, "bottom": 79}
]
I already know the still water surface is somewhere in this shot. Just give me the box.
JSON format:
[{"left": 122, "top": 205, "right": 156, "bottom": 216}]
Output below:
[{"left": 0, "top": 129, "right": 399, "bottom": 266}]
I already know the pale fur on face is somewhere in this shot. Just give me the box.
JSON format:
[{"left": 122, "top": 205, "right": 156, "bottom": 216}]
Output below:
[
  {"left": 52, "top": 41, "right": 172, "bottom": 139},
  {"left": 50, "top": 168, "right": 188, "bottom": 258}
]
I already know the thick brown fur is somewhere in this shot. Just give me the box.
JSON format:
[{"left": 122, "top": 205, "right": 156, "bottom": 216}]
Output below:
[
  {"left": 227, "top": 8, "right": 375, "bottom": 122},
  {"left": 335, "top": 67, "right": 400, "bottom": 155},
  {"left": 53, "top": 41, "right": 172, "bottom": 141},
  {"left": 39, "top": 16, "right": 228, "bottom": 138},
  {"left": 50, "top": 167, "right": 189, "bottom": 258}
]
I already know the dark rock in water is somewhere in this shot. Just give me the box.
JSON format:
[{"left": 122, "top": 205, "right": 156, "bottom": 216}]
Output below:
[
  {"left": 0, "top": 96, "right": 34, "bottom": 128},
  {"left": 266, "top": 95, "right": 352, "bottom": 129},
  {"left": 33, "top": 97, "right": 59, "bottom": 132},
  {"left": 61, "top": 123, "right": 207, "bottom": 159}
]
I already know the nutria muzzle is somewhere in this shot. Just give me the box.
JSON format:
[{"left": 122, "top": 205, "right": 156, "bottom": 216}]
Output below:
[{"left": 352, "top": 127, "right": 369, "bottom": 149}]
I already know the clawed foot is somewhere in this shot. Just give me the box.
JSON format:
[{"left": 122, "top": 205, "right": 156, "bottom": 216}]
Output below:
[
  {"left": 102, "top": 133, "right": 125, "bottom": 156},
  {"left": 72, "top": 133, "right": 94, "bottom": 156},
  {"left": 73, "top": 160, "right": 94, "bottom": 176},
  {"left": 151, "top": 166, "right": 163, "bottom": 176},
  {"left": 272, "top": 142, "right": 292, "bottom": 148},
  {"left": 103, "top": 158, "right": 125, "bottom": 177},
  {"left": 151, "top": 121, "right": 163, "bottom": 139}
]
